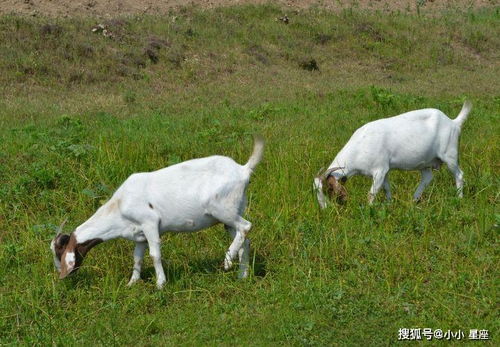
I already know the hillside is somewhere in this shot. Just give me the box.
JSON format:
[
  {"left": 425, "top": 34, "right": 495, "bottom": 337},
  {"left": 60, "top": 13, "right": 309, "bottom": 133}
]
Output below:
[{"left": 2, "top": 0, "right": 496, "bottom": 17}]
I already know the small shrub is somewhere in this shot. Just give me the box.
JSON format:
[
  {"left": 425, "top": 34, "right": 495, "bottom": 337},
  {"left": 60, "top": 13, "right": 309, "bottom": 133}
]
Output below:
[
  {"left": 66, "top": 144, "right": 94, "bottom": 159},
  {"left": 68, "top": 71, "right": 84, "bottom": 84},
  {"left": 148, "top": 36, "right": 169, "bottom": 50},
  {"left": 166, "top": 47, "right": 185, "bottom": 68},
  {"left": 355, "top": 21, "right": 384, "bottom": 42},
  {"left": 145, "top": 48, "right": 159, "bottom": 63},
  {"left": 299, "top": 58, "right": 319, "bottom": 71},
  {"left": 370, "top": 86, "right": 397, "bottom": 109},
  {"left": 39, "top": 23, "right": 63, "bottom": 36},
  {"left": 18, "top": 166, "right": 61, "bottom": 190},
  {"left": 314, "top": 33, "right": 332, "bottom": 45},
  {"left": 245, "top": 44, "right": 270, "bottom": 65},
  {"left": 76, "top": 43, "right": 94, "bottom": 58},
  {"left": 144, "top": 36, "right": 169, "bottom": 64},
  {"left": 464, "top": 30, "right": 489, "bottom": 53},
  {"left": 123, "top": 90, "right": 137, "bottom": 104}
]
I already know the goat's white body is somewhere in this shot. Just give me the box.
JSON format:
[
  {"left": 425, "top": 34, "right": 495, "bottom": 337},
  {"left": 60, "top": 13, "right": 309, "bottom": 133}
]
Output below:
[
  {"left": 69, "top": 136, "right": 264, "bottom": 288},
  {"left": 315, "top": 102, "right": 471, "bottom": 207},
  {"left": 75, "top": 157, "right": 245, "bottom": 240},
  {"left": 333, "top": 108, "right": 459, "bottom": 174}
]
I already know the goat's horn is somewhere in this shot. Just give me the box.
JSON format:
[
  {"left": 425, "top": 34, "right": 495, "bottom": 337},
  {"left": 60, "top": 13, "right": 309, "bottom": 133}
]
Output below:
[
  {"left": 316, "top": 167, "right": 325, "bottom": 178},
  {"left": 56, "top": 218, "right": 68, "bottom": 234},
  {"left": 322, "top": 167, "right": 344, "bottom": 179}
]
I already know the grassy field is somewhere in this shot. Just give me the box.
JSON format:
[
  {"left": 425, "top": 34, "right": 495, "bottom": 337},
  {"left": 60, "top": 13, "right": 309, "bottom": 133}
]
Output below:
[{"left": 0, "top": 4, "right": 499, "bottom": 345}]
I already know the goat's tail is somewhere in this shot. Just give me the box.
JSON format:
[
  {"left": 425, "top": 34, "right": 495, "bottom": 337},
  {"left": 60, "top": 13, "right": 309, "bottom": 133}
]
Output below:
[
  {"left": 244, "top": 134, "right": 265, "bottom": 172},
  {"left": 453, "top": 100, "right": 472, "bottom": 128}
]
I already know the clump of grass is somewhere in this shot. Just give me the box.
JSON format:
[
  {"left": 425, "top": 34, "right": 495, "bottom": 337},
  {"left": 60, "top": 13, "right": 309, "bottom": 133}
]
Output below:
[
  {"left": 299, "top": 58, "right": 319, "bottom": 71},
  {"left": 123, "top": 90, "right": 137, "bottom": 104}
]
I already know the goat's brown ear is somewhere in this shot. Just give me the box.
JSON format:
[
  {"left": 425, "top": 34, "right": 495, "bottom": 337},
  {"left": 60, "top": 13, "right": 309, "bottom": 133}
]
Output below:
[
  {"left": 55, "top": 234, "right": 70, "bottom": 247},
  {"left": 326, "top": 176, "right": 338, "bottom": 197},
  {"left": 53, "top": 234, "right": 70, "bottom": 259},
  {"left": 326, "top": 176, "right": 348, "bottom": 204}
]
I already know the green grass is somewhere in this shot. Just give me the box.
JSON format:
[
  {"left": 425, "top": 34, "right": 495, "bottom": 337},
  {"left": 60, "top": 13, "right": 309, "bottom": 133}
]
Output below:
[{"left": 0, "top": 4, "right": 499, "bottom": 345}]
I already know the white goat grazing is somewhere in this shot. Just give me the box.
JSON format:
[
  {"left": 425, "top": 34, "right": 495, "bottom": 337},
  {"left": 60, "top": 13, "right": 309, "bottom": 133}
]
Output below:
[
  {"left": 51, "top": 135, "right": 264, "bottom": 288},
  {"left": 314, "top": 101, "right": 472, "bottom": 207}
]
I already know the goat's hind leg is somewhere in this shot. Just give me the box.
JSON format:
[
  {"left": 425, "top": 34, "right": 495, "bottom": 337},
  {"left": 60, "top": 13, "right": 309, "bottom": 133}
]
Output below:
[
  {"left": 208, "top": 201, "right": 251, "bottom": 278},
  {"left": 441, "top": 134, "right": 464, "bottom": 198},
  {"left": 413, "top": 168, "right": 433, "bottom": 201},
  {"left": 445, "top": 161, "right": 464, "bottom": 198},
  {"left": 127, "top": 241, "right": 147, "bottom": 286},
  {"left": 441, "top": 146, "right": 464, "bottom": 198},
  {"left": 225, "top": 225, "right": 250, "bottom": 279},
  {"left": 221, "top": 216, "right": 251, "bottom": 278}
]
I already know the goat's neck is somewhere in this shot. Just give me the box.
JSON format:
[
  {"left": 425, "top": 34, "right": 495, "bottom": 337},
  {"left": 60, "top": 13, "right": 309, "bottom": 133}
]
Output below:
[
  {"left": 74, "top": 201, "right": 127, "bottom": 243},
  {"left": 330, "top": 156, "right": 352, "bottom": 179}
]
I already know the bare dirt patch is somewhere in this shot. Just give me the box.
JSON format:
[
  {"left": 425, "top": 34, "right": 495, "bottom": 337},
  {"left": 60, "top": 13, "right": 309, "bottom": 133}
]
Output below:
[{"left": 2, "top": 0, "right": 496, "bottom": 17}]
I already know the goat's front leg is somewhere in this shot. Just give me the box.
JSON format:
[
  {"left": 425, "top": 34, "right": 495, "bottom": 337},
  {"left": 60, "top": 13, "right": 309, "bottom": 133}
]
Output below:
[
  {"left": 127, "top": 241, "right": 147, "bottom": 286},
  {"left": 142, "top": 222, "right": 166, "bottom": 289},
  {"left": 368, "top": 171, "right": 387, "bottom": 204}
]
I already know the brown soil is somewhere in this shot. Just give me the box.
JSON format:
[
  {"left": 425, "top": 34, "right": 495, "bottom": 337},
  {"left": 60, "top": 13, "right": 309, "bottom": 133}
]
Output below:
[{"left": 1, "top": 0, "right": 496, "bottom": 18}]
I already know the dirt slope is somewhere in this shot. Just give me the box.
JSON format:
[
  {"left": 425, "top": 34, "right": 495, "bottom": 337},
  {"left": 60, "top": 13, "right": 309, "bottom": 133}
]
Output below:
[{"left": 1, "top": 0, "right": 496, "bottom": 17}]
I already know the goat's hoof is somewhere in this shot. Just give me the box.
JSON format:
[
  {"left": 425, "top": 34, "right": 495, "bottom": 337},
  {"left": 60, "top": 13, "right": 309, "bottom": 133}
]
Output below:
[
  {"left": 156, "top": 281, "right": 166, "bottom": 290},
  {"left": 224, "top": 258, "right": 233, "bottom": 271},
  {"left": 237, "top": 270, "right": 249, "bottom": 279},
  {"left": 127, "top": 276, "right": 140, "bottom": 287}
]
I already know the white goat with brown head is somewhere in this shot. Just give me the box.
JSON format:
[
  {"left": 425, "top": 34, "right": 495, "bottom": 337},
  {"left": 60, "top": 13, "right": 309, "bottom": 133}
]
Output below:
[
  {"left": 51, "top": 135, "right": 264, "bottom": 288},
  {"left": 314, "top": 101, "right": 472, "bottom": 207}
]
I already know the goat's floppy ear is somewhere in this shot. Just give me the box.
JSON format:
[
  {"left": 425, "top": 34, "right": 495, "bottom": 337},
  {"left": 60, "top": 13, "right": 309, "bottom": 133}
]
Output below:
[
  {"left": 53, "top": 234, "right": 70, "bottom": 260},
  {"left": 326, "top": 176, "right": 348, "bottom": 204},
  {"left": 51, "top": 233, "right": 70, "bottom": 273}
]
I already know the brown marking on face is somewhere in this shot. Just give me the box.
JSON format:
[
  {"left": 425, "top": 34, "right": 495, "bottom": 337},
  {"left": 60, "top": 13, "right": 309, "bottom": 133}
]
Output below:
[
  {"left": 148, "top": 202, "right": 154, "bottom": 209},
  {"left": 59, "top": 233, "right": 103, "bottom": 279},
  {"left": 77, "top": 238, "right": 104, "bottom": 257},
  {"left": 325, "top": 175, "right": 348, "bottom": 204},
  {"left": 59, "top": 233, "right": 77, "bottom": 278}
]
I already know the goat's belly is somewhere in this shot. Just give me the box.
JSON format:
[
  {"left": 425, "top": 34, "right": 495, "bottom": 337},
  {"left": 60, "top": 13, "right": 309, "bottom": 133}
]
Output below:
[
  {"left": 160, "top": 214, "right": 219, "bottom": 233},
  {"left": 121, "top": 228, "right": 147, "bottom": 242},
  {"left": 390, "top": 157, "right": 442, "bottom": 171}
]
